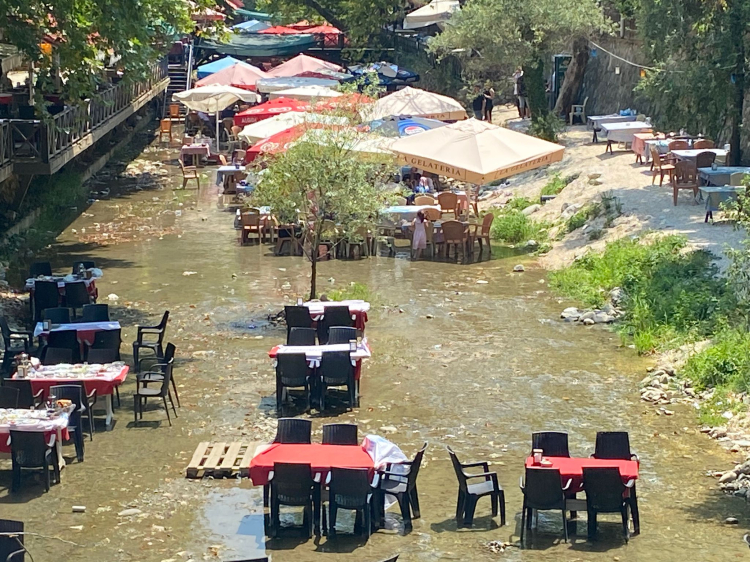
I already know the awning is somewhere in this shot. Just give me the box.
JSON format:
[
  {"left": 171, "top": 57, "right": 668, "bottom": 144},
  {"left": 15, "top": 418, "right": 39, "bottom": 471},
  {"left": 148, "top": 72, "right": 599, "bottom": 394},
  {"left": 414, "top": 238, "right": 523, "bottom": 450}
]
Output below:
[
  {"left": 362, "top": 86, "right": 466, "bottom": 121},
  {"left": 233, "top": 97, "right": 311, "bottom": 126},
  {"left": 201, "top": 34, "right": 316, "bottom": 58},
  {"left": 268, "top": 54, "right": 343, "bottom": 78},
  {"left": 195, "top": 61, "right": 269, "bottom": 90},
  {"left": 269, "top": 85, "right": 343, "bottom": 101},
  {"left": 404, "top": 0, "right": 460, "bottom": 29},
  {"left": 232, "top": 20, "right": 271, "bottom": 33},
  {"left": 233, "top": 9, "right": 273, "bottom": 20},
  {"left": 196, "top": 56, "right": 243, "bottom": 80}
]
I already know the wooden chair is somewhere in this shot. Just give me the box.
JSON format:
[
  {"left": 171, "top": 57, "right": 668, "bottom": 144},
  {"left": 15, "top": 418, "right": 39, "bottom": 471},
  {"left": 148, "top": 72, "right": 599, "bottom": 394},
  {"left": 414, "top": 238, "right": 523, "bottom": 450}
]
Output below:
[
  {"left": 178, "top": 160, "right": 200, "bottom": 189},
  {"left": 169, "top": 104, "right": 181, "bottom": 120},
  {"left": 158, "top": 119, "right": 172, "bottom": 144},
  {"left": 730, "top": 172, "right": 746, "bottom": 186},
  {"left": 423, "top": 207, "right": 441, "bottom": 221},
  {"left": 181, "top": 135, "right": 194, "bottom": 146},
  {"left": 394, "top": 196, "right": 407, "bottom": 206},
  {"left": 437, "top": 192, "right": 459, "bottom": 218},
  {"left": 240, "top": 212, "right": 262, "bottom": 245},
  {"left": 569, "top": 96, "right": 588, "bottom": 125},
  {"left": 671, "top": 160, "right": 699, "bottom": 206},
  {"left": 470, "top": 213, "right": 494, "bottom": 256},
  {"left": 695, "top": 151, "right": 716, "bottom": 170},
  {"left": 414, "top": 195, "right": 436, "bottom": 206},
  {"left": 667, "top": 139, "right": 689, "bottom": 151},
  {"left": 441, "top": 220, "right": 470, "bottom": 262},
  {"left": 650, "top": 146, "right": 675, "bottom": 186},
  {"left": 693, "top": 139, "right": 715, "bottom": 149}
]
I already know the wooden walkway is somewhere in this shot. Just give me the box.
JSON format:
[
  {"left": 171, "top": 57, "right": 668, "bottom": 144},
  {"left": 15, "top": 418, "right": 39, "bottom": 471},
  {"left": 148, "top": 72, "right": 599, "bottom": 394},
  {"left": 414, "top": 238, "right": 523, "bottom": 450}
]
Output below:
[{"left": 186, "top": 441, "right": 261, "bottom": 479}]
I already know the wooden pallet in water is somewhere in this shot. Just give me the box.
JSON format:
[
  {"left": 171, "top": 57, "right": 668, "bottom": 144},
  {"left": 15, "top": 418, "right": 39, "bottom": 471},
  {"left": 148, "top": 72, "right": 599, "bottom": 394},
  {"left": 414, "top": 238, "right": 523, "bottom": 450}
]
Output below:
[{"left": 186, "top": 441, "right": 260, "bottom": 479}]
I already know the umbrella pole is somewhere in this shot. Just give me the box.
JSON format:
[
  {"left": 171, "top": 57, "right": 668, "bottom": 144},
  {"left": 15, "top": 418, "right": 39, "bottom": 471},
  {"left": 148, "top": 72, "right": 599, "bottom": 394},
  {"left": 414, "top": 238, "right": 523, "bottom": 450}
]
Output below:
[
  {"left": 216, "top": 107, "right": 220, "bottom": 153},
  {"left": 473, "top": 184, "right": 480, "bottom": 217}
]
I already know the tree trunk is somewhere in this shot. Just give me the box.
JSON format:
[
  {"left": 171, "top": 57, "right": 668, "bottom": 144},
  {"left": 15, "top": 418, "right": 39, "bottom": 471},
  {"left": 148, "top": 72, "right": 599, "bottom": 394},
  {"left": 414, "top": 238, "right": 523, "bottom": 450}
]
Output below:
[
  {"left": 553, "top": 37, "right": 589, "bottom": 118},
  {"left": 728, "top": 0, "right": 745, "bottom": 165},
  {"left": 301, "top": 0, "right": 348, "bottom": 32},
  {"left": 309, "top": 233, "right": 319, "bottom": 301}
]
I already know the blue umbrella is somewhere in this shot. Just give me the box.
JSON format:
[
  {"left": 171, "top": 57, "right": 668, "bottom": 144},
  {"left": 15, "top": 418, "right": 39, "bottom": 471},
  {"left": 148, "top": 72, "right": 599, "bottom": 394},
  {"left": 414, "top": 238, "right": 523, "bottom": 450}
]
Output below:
[
  {"left": 232, "top": 19, "right": 271, "bottom": 33},
  {"left": 369, "top": 115, "right": 447, "bottom": 137},
  {"left": 196, "top": 56, "right": 242, "bottom": 79}
]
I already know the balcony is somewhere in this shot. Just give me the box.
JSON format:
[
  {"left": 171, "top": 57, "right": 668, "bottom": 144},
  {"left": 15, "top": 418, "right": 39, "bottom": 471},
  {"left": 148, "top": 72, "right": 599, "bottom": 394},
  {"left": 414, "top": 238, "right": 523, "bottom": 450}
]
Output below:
[{"left": 0, "top": 59, "right": 169, "bottom": 181}]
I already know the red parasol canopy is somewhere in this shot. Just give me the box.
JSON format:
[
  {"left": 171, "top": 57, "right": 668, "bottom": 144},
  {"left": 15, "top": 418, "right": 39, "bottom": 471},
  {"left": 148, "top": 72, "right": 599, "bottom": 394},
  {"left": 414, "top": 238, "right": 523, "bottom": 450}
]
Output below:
[
  {"left": 257, "top": 25, "right": 301, "bottom": 34},
  {"left": 195, "top": 62, "right": 269, "bottom": 91},
  {"left": 233, "top": 97, "right": 311, "bottom": 126},
  {"left": 268, "top": 54, "right": 343, "bottom": 78}
]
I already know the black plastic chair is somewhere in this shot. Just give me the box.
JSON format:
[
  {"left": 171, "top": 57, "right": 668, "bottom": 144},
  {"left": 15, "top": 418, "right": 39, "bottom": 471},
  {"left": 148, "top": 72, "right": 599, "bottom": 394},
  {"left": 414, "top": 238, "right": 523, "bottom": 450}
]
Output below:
[
  {"left": 91, "top": 328, "right": 121, "bottom": 359},
  {"left": 10, "top": 430, "right": 60, "bottom": 492},
  {"left": 448, "top": 446, "right": 504, "bottom": 527},
  {"left": 284, "top": 305, "right": 313, "bottom": 343},
  {"left": 531, "top": 431, "right": 570, "bottom": 457},
  {"left": 318, "top": 351, "right": 355, "bottom": 411},
  {"left": 326, "top": 467, "right": 375, "bottom": 537},
  {"left": 0, "top": 519, "right": 25, "bottom": 562},
  {"left": 0, "top": 317, "right": 33, "bottom": 374},
  {"left": 275, "top": 353, "right": 310, "bottom": 414},
  {"left": 287, "top": 327, "right": 316, "bottom": 346},
  {"left": 1, "top": 379, "right": 43, "bottom": 409},
  {"left": 375, "top": 442, "right": 427, "bottom": 531},
  {"left": 268, "top": 462, "right": 315, "bottom": 538},
  {"left": 64, "top": 282, "right": 92, "bottom": 318},
  {"left": 273, "top": 418, "right": 312, "bottom": 444},
  {"left": 520, "top": 467, "right": 572, "bottom": 545},
  {"left": 592, "top": 431, "right": 640, "bottom": 533},
  {"left": 45, "top": 329, "right": 81, "bottom": 363},
  {"left": 134, "top": 355, "right": 177, "bottom": 426},
  {"left": 29, "top": 261, "right": 52, "bottom": 277},
  {"left": 49, "top": 384, "right": 88, "bottom": 460},
  {"left": 72, "top": 260, "right": 96, "bottom": 274},
  {"left": 582, "top": 467, "right": 633, "bottom": 542},
  {"left": 132, "top": 311, "right": 169, "bottom": 371},
  {"left": 322, "top": 423, "right": 359, "bottom": 445},
  {"left": 136, "top": 342, "right": 179, "bottom": 408},
  {"left": 41, "top": 347, "right": 74, "bottom": 366},
  {"left": 81, "top": 303, "right": 110, "bottom": 322},
  {"left": 33, "top": 280, "right": 60, "bottom": 322},
  {"left": 43, "top": 307, "right": 71, "bottom": 324},
  {"left": 316, "top": 306, "right": 353, "bottom": 344},
  {"left": 327, "top": 326, "right": 357, "bottom": 345},
  {"left": 0, "top": 386, "right": 19, "bottom": 408}
]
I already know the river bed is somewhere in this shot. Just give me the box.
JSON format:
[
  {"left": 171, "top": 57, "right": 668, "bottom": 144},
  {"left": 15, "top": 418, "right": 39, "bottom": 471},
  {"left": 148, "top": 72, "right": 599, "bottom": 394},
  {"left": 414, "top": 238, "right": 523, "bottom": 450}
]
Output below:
[{"left": 1, "top": 138, "right": 747, "bottom": 561}]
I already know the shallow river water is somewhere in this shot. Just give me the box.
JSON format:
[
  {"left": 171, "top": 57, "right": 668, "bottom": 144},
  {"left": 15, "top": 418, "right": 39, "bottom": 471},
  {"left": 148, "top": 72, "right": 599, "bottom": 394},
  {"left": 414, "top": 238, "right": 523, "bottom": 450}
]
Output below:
[{"left": 2, "top": 138, "right": 748, "bottom": 561}]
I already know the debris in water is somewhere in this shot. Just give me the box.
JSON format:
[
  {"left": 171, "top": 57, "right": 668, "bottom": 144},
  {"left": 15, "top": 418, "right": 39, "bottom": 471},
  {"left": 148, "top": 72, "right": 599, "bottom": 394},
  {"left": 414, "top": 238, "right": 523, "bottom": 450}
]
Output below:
[{"left": 183, "top": 271, "right": 197, "bottom": 276}]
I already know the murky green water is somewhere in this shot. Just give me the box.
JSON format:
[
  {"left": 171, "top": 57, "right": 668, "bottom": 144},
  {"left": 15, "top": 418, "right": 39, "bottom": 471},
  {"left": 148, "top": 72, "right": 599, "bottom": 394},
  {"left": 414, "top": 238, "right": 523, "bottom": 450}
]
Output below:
[{"left": 2, "top": 138, "right": 748, "bottom": 561}]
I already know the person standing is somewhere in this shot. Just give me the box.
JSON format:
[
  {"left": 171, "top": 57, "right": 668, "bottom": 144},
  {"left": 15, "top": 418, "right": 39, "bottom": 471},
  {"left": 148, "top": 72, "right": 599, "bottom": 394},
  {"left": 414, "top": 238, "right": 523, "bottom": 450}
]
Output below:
[
  {"left": 471, "top": 88, "right": 485, "bottom": 120},
  {"left": 483, "top": 88, "right": 494, "bottom": 123},
  {"left": 411, "top": 210, "right": 428, "bottom": 260},
  {"left": 513, "top": 67, "right": 529, "bottom": 118}
]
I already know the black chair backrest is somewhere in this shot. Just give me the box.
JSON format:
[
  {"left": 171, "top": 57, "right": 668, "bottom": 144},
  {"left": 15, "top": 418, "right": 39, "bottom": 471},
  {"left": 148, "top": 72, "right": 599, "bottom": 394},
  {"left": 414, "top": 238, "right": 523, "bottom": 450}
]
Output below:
[
  {"left": 329, "top": 467, "right": 370, "bottom": 508},
  {"left": 0, "top": 518, "right": 24, "bottom": 562},
  {"left": 593, "top": 431, "right": 632, "bottom": 460},
  {"left": 41, "top": 347, "right": 74, "bottom": 365},
  {"left": 10, "top": 430, "right": 48, "bottom": 467},
  {"left": 317, "top": 306, "right": 353, "bottom": 344},
  {"left": 582, "top": 467, "right": 626, "bottom": 512},
  {"left": 163, "top": 342, "right": 176, "bottom": 364},
  {"left": 406, "top": 443, "right": 428, "bottom": 490},
  {"left": 288, "top": 327, "right": 316, "bottom": 346},
  {"left": 532, "top": 431, "right": 570, "bottom": 457},
  {"left": 271, "top": 462, "right": 313, "bottom": 504},
  {"left": 0, "top": 386, "right": 19, "bottom": 408},
  {"left": 2, "top": 380, "right": 36, "bottom": 409},
  {"left": 81, "top": 304, "right": 110, "bottom": 322},
  {"left": 34, "top": 280, "right": 60, "bottom": 319},
  {"left": 322, "top": 423, "right": 358, "bottom": 445},
  {"left": 47, "top": 329, "right": 78, "bottom": 350},
  {"left": 43, "top": 307, "right": 71, "bottom": 324},
  {"left": 447, "top": 446, "right": 468, "bottom": 491},
  {"left": 29, "top": 261, "right": 52, "bottom": 277},
  {"left": 48, "top": 384, "right": 84, "bottom": 425},
  {"left": 276, "top": 353, "right": 309, "bottom": 387},
  {"left": 92, "top": 329, "right": 121, "bottom": 351},
  {"left": 523, "top": 467, "right": 566, "bottom": 509},
  {"left": 0, "top": 317, "right": 12, "bottom": 349},
  {"left": 273, "top": 418, "right": 312, "bottom": 444},
  {"left": 72, "top": 260, "right": 96, "bottom": 274},
  {"left": 284, "top": 306, "right": 313, "bottom": 335},
  {"left": 319, "top": 351, "right": 353, "bottom": 385},
  {"left": 327, "top": 326, "right": 357, "bottom": 345},
  {"left": 86, "top": 347, "right": 117, "bottom": 363},
  {"left": 64, "top": 282, "right": 90, "bottom": 308}
]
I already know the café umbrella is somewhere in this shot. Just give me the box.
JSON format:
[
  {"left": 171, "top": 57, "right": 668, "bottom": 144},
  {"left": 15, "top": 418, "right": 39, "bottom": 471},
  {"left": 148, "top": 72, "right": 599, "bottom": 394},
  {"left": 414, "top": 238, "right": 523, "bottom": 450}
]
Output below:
[
  {"left": 238, "top": 111, "right": 348, "bottom": 144},
  {"left": 362, "top": 86, "right": 467, "bottom": 121},
  {"left": 390, "top": 119, "right": 565, "bottom": 213},
  {"left": 173, "top": 85, "right": 259, "bottom": 151},
  {"left": 194, "top": 61, "right": 269, "bottom": 90},
  {"left": 233, "top": 97, "right": 311, "bottom": 126}
]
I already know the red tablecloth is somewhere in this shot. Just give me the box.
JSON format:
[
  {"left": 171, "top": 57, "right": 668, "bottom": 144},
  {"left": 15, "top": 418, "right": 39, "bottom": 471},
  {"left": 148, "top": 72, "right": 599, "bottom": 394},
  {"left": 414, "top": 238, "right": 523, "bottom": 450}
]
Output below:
[
  {"left": 0, "top": 429, "right": 67, "bottom": 454},
  {"left": 525, "top": 456, "right": 639, "bottom": 491},
  {"left": 249, "top": 443, "right": 374, "bottom": 486},
  {"left": 19, "top": 366, "right": 129, "bottom": 398},
  {"left": 631, "top": 132, "right": 660, "bottom": 159}
]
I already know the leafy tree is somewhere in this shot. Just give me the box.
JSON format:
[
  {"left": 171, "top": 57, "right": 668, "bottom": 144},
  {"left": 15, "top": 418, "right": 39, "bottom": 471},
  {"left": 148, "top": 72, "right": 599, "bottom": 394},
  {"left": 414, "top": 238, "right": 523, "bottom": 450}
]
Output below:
[
  {"left": 250, "top": 106, "right": 394, "bottom": 299},
  {"left": 0, "top": 0, "right": 215, "bottom": 102},
  {"left": 429, "top": 0, "right": 609, "bottom": 140}
]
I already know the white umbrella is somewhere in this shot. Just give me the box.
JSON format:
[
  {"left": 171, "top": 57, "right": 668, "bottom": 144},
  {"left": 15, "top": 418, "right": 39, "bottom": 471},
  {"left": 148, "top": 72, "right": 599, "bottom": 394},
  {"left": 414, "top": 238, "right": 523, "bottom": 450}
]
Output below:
[
  {"left": 361, "top": 86, "right": 467, "bottom": 121},
  {"left": 173, "top": 85, "right": 259, "bottom": 151},
  {"left": 404, "top": 0, "right": 460, "bottom": 29},
  {"left": 269, "top": 85, "right": 343, "bottom": 101},
  {"left": 238, "top": 111, "right": 349, "bottom": 144},
  {"left": 256, "top": 76, "right": 340, "bottom": 94},
  {"left": 301, "top": 129, "right": 397, "bottom": 155}
]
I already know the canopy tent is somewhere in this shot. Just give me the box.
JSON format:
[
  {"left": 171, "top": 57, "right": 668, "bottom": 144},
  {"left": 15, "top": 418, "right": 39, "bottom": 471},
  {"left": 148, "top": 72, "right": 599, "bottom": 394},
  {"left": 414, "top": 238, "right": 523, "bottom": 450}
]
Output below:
[
  {"left": 238, "top": 112, "right": 349, "bottom": 144},
  {"left": 362, "top": 86, "right": 466, "bottom": 121},
  {"left": 269, "top": 85, "right": 343, "bottom": 101},
  {"left": 295, "top": 69, "right": 353, "bottom": 82},
  {"left": 258, "top": 25, "right": 302, "bottom": 34},
  {"left": 201, "top": 34, "right": 316, "bottom": 58},
  {"left": 173, "top": 85, "right": 259, "bottom": 150},
  {"left": 350, "top": 62, "right": 419, "bottom": 87},
  {"left": 231, "top": 19, "right": 271, "bottom": 33},
  {"left": 196, "top": 56, "right": 242, "bottom": 80},
  {"left": 195, "top": 62, "right": 269, "bottom": 90},
  {"left": 403, "top": 0, "right": 460, "bottom": 29},
  {"left": 390, "top": 119, "right": 565, "bottom": 210},
  {"left": 233, "top": 97, "right": 311, "bottom": 126},
  {"left": 256, "top": 76, "right": 340, "bottom": 94},
  {"left": 369, "top": 116, "right": 447, "bottom": 137},
  {"left": 233, "top": 8, "right": 273, "bottom": 20},
  {"left": 268, "top": 54, "right": 343, "bottom": 78}
]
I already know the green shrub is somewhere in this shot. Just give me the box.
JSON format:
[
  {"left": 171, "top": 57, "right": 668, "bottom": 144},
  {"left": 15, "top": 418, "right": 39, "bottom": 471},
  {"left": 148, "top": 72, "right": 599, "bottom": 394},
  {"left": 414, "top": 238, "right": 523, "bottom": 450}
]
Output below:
[
  {"left": 490, "top": 209, "right": 548, "bottom": 245},
  {"left": 566, "top": 203, "right": 601, "bottom": 233},
  {"left": 684, "top": 331, "right": 750, "bottom": 391},
  {"left": 696, "top": 388, "right": 747, "bottom": 426},
  {"left": 327, "top": 282, "right": 376, "bottom": 303},
  {"left": 541, "top": 172, "right": 579, "bottom": 197},
  {"left": 506, "top": 197, "right": 534, "bottom": 211}
]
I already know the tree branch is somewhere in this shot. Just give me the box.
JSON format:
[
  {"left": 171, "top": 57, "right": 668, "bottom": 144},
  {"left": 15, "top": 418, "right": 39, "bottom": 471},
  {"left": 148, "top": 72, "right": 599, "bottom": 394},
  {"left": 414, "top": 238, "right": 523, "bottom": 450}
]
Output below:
[{"left": 300, "top": 0, "right": 348, "bottom": 31}]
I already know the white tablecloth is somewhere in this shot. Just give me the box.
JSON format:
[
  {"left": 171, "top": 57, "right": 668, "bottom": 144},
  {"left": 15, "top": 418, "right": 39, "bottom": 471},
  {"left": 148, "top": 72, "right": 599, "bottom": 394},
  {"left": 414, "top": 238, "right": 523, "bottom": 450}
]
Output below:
[
  {"left": 34, "top": 321, "right": 121, "bottom": 339},
  {"left": 275, "top": 340, "right": 371, "bottom": 367},
  {"left": 303, "top": 299, "right": 370, "bottom": 319},
  {"left": 587, "top": 114, "right": 636, "bottom": 129},
  {"left": 601, "top": 122, "right": 653, "bottom": 143}
]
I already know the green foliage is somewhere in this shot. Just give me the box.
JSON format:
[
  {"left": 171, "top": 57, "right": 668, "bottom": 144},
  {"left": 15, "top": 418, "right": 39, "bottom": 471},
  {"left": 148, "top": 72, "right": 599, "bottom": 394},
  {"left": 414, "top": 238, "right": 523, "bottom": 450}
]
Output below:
[
  {"left": 528, "top": 110, "right": 566, "bottom": 143},
  {"left": 541, "top": 173, "right": 578, "bottom": 197},
  {"left": 327, "top": 282, "right": 377, "bottom": 304},
  {"left": 549, "top": 235, "right": 733, "bottom": 353},
  {"left": 684, "top": 331, "right": 750, "bottom": 392},
  {"left": 696, "top": 388, "right": 747, "bottom": 426},
  {"left": 566, "top": 203, "right": 600, "bottom": 232},
  {"left": 490, "top": 208, "right": 549, "bottom": 245},
  {"left": 506, "top": 197, "right": 534, "bottom": 211}
]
